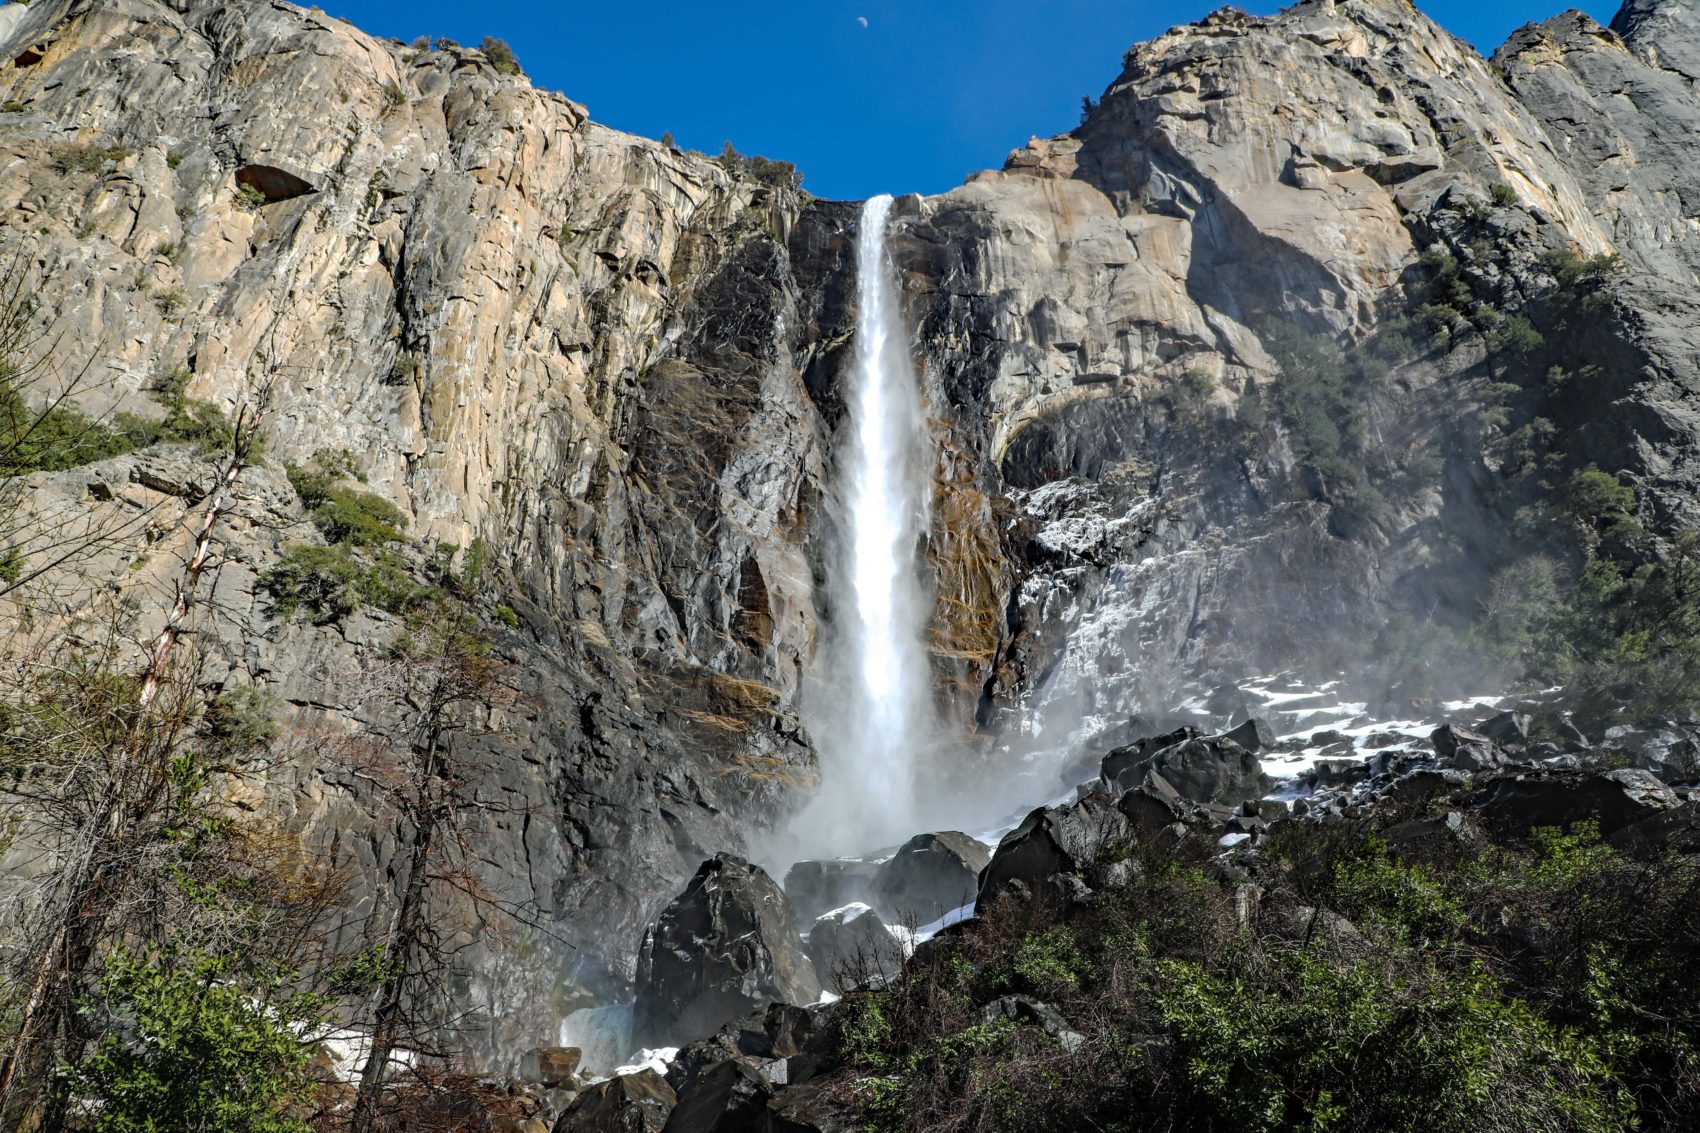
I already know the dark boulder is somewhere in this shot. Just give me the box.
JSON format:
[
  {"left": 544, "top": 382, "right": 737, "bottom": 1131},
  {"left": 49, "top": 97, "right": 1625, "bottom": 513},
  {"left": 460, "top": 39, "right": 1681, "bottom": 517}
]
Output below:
[
  {"left": 1432, "top": 723, "right": 1492, "bottom": 759},
  {"left": 1475, "top": 768, "right": 1680, "bottom": 837},
  {"left": 781, "top": 858, "right": 881, "bottom": 929},
  {"left": 1102, "top": 731, "right": 1272, "bottom": 805},
  {"left": 1475, "top": 711, "right": 1530, "bottom": 748},
  {"left": 666, "top": 1003, "right": 824, "bottom": 1102},
  {"left": 555, "top": 1069, "right": 676, "bottom": 1133},
  {"left": 519, "top": 1045, "right": 583, "bottom": 1088},
  {"left": 804, "top": 903, "right": 902, "bottom": 987},
  {"left": 1100, "top": 726, "right": 1201, "bottom": 788},
  {"left": 872, "top": 831, "right": 989, "bottom": 922},
  {"left": 977, "top": 793, "right": 1131, "bottom": 907},
  {"left": 661, "top": 1058, "right": 772, "bottom": 1133},
  {"left": 635, "top": 855, "right": 821, "bottom": 1049},
  {"left": 1223, "top": 717, "right": 1279, "bottom": 753},
  {"left": 1118, "top": 774, "right": 1202, "bottom": 842}
]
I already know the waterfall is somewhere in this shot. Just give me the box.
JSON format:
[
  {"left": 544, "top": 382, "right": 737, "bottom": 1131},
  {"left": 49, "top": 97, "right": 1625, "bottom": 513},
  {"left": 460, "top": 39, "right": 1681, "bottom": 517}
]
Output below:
[{"left": 791, "top": 194, "right": 936, "bottom": 860}]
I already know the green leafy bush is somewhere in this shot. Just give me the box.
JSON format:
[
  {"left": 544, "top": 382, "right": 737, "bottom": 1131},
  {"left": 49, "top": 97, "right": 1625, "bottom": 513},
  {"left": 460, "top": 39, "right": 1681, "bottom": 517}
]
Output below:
[
  {"left": 67, "top": 947, "right": 322, "bottom": 1133},
  {"left": 480, "top": 36, "right": 522, "bottom": 76},
  {"left": 261, "top": 544, "right": 361, "bottom": 623},
  {"left": 286, "top": 464, "right": 407, "bottom": 547},
  {"left": 0, "top": 375, "right": 133, "bottom": 473}
]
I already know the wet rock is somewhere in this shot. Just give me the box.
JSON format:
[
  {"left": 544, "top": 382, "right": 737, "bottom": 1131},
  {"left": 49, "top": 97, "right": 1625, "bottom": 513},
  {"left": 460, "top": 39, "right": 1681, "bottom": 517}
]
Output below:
[
  {"left": 1432, "top": 723, "right": 1493, "bottom": 760},
  {"left": 1476, "top": 768, "right": 1680, "bottom": 837},
  {"left": 555, "top": 1069, "right": 675, "bottom": 1133},
  {"left": 872, "top": 831, "right": 990, "bottom": 923},
  {"left": 1475, "top": 711, "right": 1530, "bottom": 749},
  {"left": 781, "top": 859, "right": 881, "bottom": 929},
  {"left": 805, "top": 903, "right": 902, "bottom": 988},
  {"left": 1222, "top": 717, "right": 1278, "bottom": 753},
  {"left": 978, "top": 794, "right": 1131, "bottom": 907},
  {"left": 519, "top": 1046, "right": 583, "bottom": 1088},
  {"left": 1102, "top": 732, "right": 1272, "bottom": 805},
  {"left": 634, "top": 855, "right": 821, "bottom": 1050},
  {"left": 661, "top": 1058, "right": 772, "bottom": 1133}
]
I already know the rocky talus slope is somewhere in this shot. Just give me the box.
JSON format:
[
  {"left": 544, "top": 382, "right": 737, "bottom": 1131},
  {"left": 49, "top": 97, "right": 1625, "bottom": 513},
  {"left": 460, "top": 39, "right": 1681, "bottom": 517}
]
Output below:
[{"left": 2, "top": 0, "right": 1699, "bottom": 1070}]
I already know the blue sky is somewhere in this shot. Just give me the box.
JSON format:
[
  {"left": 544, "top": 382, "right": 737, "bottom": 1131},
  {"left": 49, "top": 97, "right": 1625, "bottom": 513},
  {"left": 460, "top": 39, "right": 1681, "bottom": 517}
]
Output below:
[{"left": 323, "top": 0, "right": 1621, "bottom": 201}]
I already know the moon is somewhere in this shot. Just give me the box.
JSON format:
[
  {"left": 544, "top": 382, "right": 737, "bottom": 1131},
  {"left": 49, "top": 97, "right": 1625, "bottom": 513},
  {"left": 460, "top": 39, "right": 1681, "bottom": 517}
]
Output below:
[{"left": 856, "top": 16, "right": 869, "bottom": 28}]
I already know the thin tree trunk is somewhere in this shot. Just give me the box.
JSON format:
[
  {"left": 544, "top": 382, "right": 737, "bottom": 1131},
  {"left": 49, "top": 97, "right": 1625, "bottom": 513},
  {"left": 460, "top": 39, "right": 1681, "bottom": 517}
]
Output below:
[{"left": 350, "top": 724, "right": 446, "bottom": 1133}]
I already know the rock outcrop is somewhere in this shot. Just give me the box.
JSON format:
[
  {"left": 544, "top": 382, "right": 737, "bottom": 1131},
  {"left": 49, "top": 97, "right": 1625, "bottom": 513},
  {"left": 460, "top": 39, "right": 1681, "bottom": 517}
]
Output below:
[
  {"left": 634, "top": 855, "right": 821, "bottom": 1049},
  {"left": 871, "top": 831, "right": 990, "bottom": 923}
]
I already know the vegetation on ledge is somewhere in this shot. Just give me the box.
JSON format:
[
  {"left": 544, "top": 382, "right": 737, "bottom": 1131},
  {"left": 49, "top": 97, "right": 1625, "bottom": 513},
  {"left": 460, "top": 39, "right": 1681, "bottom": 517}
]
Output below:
[{"left": 821, "top": 811, "right": 1698, "bottom": 1133}]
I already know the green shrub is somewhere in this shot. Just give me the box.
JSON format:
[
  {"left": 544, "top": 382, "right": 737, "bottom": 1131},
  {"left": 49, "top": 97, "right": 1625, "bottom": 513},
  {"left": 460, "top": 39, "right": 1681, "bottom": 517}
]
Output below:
[
  {"left": 54, "top": 144, "right": 132, "bottom": 175},
  {"left": 1157, "top": 953, "right": 1628, "bottom": 1133},
  {"left": 234, "top": 182, "right": 266, "bottom": 211},
  {"left": 0, "top": 376, "right": 134, "bottom": 473},
  {"left": 67, "top": 947, "right": 321, "bottom": 1133},
  {"left": 261, "top": 544, "right": 361, "bottom": 623},
  {"left": 1488, "top": 183, "right": 1519, "bottom": 208},
  {"left": 480, "top": 36, "right": 522, "bottom": 76},
  {"left": 286, "top": 464, "right": 407, "bottom": 546},
  {"left": 1170, "top": 368, "right": 1216, "bottom": 407},
  {"left": 714, "top": 142, "right": 804, "bottom": 191}
]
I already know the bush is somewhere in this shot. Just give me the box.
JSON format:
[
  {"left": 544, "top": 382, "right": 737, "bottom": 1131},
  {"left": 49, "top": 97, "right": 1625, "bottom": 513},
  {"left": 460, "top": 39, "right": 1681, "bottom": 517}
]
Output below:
[
  {"left": 714, "top": 142, "right": 804, "bottom": 192},
  {"left": 0, "top": 376, "right": 133, "bottom": 473},
  {"left": 481, "top": 36, "right": 521, "bottom": 75},
  {"left": 54, "top": 144, "right": 132, "bottom": 175},
  {"left": 67, "top": 947, "right": 322, "bottom": 1133},
  {"left": 286, "top": 464, "right": 407, "bottom": 546},
  {"left": 261, "top": 544, "right": 361, "bottom": 623}
]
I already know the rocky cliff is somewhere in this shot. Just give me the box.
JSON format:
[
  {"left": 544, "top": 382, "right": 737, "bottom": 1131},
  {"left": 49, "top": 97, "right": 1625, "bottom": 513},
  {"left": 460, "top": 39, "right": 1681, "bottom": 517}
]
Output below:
[{"left": 1, "top": 0, "right": 1697, "bottom": 1066}]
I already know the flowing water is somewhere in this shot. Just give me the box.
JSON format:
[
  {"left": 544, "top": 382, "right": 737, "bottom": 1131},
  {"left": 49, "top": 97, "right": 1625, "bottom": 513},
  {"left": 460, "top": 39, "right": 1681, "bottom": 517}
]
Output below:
[{"left": 790, "top": 194, "right": 936, "bottom": 860}]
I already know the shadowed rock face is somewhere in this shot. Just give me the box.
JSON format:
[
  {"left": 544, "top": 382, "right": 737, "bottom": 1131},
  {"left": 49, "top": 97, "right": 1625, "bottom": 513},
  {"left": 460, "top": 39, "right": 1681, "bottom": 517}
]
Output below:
[
  {"left": 3, "top": 0, "right": 1700, "bottom": 1068},
  {"left": 633, "top": 855, "right": 820, "bottom": 1050}
]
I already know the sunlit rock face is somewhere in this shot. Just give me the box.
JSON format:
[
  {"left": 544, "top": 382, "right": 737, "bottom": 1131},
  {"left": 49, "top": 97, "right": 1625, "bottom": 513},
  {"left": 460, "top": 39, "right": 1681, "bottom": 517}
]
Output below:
[{"left": 3, "top": 0, "right": 1700, "bottom": 1066}]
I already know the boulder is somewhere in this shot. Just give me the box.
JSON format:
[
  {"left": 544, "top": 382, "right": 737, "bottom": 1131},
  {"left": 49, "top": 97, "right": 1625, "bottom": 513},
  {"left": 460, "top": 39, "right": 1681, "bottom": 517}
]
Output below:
[
  {"left": 1222, "top": 717, "right": 1279, "bottom": 753},
  {"left": 977, "top": 794, "right": 1131, "bottom": 907},
  {"left": 1102, "top": 730, "right": 1271, "bottom": 805},
  {"left": 1262, "top": 905, "right": 1368, "bottom": 955},
  {"left": 555, "top": 1069, "right": 675, "bottom": 1133},
  {"left": 519, "top": 1046, "right": 583, "bottom": 1088},
  {"left": 1431, "top": 723, "right": 1492, "bottom": 759},
  {"left": 634, "top": 855, "right": 822, "bottom": 1049},
  {"left": 763, "top": 1078, "right": 856, "bottom": 1133},
  {"left": 1476, "top": 768, "right": 1680, "bottom": 836},
  {"left": 1475, "top": 711, "right": 1530, "bottom": 748},
  {"left": 660, "top": 1058, "right": 772, "bottom": 1133},
  {"left": 1100, "top": 726, "right": 1201, "bottom": 789},
  {"left": 804, "top": 903, "right": 903, "bottom": 987},
  {"left": 666, "top": 1003, "right": 823, "bottom": 1102},
  {"left": 781, "top": 858, "right": 881, "bottom": 929},
  {"left": 871, "top": 831, "right": 989, "bottom": 923}
]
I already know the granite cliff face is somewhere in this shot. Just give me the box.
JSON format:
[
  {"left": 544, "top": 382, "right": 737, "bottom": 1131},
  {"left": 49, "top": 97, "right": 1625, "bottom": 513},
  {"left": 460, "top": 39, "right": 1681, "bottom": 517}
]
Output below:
[{"left": 1, "top": 0, "right": 1697, "bottom": 1062}]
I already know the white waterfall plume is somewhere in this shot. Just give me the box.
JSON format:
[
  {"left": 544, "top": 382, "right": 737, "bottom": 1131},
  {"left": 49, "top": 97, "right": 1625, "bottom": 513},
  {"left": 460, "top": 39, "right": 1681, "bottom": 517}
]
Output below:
[{"left": 789, "top": 193, "right": 937, "bottom": 860}]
